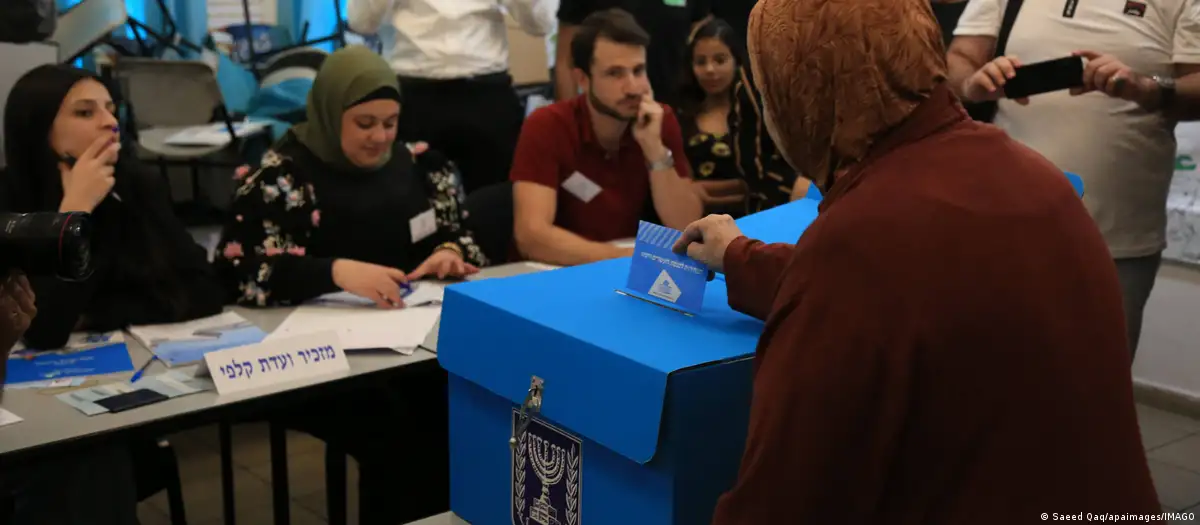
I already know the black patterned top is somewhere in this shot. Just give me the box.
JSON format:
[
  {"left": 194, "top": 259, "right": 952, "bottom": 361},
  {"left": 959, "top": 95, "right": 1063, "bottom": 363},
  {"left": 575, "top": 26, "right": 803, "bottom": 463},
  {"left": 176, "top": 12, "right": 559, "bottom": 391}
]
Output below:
[
  {"left": 214, "top": 133, "right": 487, "bottom": 307},
  {"left": 680, "top": 68, "right": 800, "bottom": 217}
]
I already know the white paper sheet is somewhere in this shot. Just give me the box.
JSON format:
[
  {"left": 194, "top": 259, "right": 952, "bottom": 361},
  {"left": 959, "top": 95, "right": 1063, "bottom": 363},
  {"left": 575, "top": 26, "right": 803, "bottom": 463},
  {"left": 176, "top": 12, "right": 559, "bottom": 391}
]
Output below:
[
  {"left": 127, "top": 311, "right": 256, "bottom": 348},
  {"left": 308, "top": 282, "right": 446, "bottom": 308},
  {"left": 0, "top": 408, "right": 22, "bottom": 428},
  {"left": 266, "top": 304, "right": 442, "bottom": 354}
]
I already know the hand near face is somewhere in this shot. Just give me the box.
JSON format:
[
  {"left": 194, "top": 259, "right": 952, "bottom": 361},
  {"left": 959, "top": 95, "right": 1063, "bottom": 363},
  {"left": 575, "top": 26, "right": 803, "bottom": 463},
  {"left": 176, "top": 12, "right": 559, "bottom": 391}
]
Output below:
[
  {"left": 671, "top": 214, "right": 745, "bottom": 273},
  {"left": 407, "top": 248, "right": 479, "bottom": 281},
  {"left": 631, "top": 93, "right": 665, "bottom": 148},
  {"left": 58, "top": 134, "right": 119, "bottom": 213},
  {"left": 0, "top": 271, "right": 36, "bottom": 356},
  {"left": 1071, "top": 50, "right": 1154, "bottom": 104}
]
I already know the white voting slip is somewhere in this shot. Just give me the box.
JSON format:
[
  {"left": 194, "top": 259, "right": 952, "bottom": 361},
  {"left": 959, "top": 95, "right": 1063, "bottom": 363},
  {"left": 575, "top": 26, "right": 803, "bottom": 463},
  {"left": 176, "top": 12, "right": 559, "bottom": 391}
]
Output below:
[
  {"left": 0, "top": 408, "right": 23, "bottom": 428},
  {"left": 268, "top": 286, "right": 445, "bottom": 353}
]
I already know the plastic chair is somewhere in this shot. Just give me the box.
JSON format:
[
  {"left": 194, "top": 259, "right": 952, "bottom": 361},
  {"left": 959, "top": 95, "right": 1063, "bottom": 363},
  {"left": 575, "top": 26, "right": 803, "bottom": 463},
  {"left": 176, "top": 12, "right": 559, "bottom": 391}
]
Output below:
[{"left": 113, "top": 57, "right": 269, "bottom": 220}]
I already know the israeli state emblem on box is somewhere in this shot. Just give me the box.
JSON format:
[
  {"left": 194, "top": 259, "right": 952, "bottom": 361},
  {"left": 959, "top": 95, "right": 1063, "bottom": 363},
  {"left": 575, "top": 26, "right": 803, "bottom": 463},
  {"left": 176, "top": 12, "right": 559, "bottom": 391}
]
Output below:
[{"left": 512, "top": 410, "right": 582, "bottom": 525}]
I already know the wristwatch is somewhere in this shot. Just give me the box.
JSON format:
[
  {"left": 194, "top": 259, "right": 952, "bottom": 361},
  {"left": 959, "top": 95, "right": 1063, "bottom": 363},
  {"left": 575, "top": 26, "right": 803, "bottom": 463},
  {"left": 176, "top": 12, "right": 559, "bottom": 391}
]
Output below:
[
  {"left": 647, "top": 148, "right": 675, "bottom": 172},
  {"left": 1153, "top": 75, "right": 1177, "bottom": 111}
]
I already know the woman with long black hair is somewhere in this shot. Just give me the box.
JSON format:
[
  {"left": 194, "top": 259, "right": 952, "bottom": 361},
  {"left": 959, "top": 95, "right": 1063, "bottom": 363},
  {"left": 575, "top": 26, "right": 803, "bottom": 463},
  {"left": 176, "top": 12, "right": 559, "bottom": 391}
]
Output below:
[
  {"left": 0, "top": 64, "right": 225, "bottom": 350},
  {"left": 676, "top": 18, "right": 807, "bottom": 217}
]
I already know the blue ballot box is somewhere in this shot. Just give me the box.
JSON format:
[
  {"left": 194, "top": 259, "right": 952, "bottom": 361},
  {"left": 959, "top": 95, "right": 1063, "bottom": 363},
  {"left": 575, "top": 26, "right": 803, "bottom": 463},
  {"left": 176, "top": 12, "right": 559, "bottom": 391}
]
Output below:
[
  {"left": 438, "top": 265, "right": 756, "bottom": 524},
  {"left": 439, "top": 200, "right": 820, "bottom": 525}
]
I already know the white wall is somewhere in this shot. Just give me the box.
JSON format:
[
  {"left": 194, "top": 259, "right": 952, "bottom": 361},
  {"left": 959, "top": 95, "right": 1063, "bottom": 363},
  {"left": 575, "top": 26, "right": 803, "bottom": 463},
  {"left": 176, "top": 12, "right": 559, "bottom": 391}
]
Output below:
[{"left": 1135, "top": 263, "right": 1200, "bottom": 402}]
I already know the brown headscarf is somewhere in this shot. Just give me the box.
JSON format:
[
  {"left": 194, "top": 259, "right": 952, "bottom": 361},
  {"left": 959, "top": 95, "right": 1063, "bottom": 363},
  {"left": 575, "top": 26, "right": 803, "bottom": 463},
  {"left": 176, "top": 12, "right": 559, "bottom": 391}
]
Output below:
[{"left": 747, "top": 0, "right": 948, "bottom": 191}]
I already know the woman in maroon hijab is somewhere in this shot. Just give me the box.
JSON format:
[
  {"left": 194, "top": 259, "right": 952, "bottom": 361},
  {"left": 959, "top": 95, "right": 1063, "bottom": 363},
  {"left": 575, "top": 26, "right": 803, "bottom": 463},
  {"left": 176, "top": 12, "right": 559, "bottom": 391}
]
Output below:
[{"left": 674, "top": 0, "right": 1161, "bottom": 522}]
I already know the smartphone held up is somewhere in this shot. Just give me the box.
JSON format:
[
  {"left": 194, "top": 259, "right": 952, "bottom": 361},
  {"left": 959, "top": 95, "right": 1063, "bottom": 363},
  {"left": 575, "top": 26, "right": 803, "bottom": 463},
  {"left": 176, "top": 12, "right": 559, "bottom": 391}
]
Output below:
[{"left": 1003, "top": 56, "right": 1085, "bottom": 99}]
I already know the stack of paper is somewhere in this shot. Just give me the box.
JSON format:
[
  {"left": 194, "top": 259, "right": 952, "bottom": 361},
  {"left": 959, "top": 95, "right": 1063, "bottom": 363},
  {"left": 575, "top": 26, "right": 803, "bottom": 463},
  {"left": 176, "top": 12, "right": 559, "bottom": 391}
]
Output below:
[
  {"left": 268, "top": 285, "right": 445, "bottom": 354},
  {"left": 128, "top": 311, "right": 268, "bottom": 367}
]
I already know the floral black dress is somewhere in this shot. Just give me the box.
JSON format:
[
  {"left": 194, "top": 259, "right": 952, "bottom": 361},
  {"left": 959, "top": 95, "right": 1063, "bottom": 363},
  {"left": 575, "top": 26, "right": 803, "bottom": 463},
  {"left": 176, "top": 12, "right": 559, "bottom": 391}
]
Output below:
[
  {"left": 214, "top": 133, "right": 488, "bottom": 306},
  {"left": 682, "top": 68, "right": 800, "bottom": 217}
]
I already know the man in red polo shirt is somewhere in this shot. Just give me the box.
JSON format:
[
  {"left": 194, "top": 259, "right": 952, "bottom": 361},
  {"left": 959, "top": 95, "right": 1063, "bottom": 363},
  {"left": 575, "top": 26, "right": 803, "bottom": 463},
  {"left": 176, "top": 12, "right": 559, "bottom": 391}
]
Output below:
[{"left": 511, "top": 8, "right": 702, "bottom": 266}]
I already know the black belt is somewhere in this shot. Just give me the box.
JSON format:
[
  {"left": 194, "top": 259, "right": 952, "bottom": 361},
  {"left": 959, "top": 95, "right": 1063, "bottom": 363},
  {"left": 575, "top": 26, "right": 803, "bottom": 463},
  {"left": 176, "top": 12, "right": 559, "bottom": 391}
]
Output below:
[{"left": 397, "top": 71, "right": 512, "bottom": 87}]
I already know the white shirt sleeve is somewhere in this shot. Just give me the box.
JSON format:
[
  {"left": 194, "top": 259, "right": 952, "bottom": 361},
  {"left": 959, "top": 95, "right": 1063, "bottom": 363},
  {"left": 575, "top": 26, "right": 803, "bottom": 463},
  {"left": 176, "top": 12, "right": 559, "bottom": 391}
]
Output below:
[
  {"left": 1173, "top": 0, "right": 1200, "bottom": 63},
  {"left": 953, "top": 0, "right": 1006, "bottom": 38},
  {"left": 501, "top": 0, "right": 559, "bottom": 37},
  {"left": 346, "top": 0, "right": 397, "bottom": 35}
]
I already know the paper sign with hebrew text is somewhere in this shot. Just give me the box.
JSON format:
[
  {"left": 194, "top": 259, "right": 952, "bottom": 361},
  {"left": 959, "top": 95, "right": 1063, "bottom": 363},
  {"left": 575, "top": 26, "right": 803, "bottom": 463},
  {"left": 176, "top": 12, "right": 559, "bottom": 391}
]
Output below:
[
  {"left": 622, "top": 221, "right": 709, "bottom": 315},
  {"left": 203, "top": 331, "right": 348, "bottom": 395}
]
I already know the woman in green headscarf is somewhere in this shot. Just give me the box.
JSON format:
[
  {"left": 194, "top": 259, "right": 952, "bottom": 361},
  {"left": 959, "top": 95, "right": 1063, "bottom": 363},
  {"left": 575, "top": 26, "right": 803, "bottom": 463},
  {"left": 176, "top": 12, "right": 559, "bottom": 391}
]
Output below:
[
  {"left": 215, "top": 45, "right": 478, "bottom": 523},
  {"left": 215, "top": 45, "right": 488, "bottom": 309}
]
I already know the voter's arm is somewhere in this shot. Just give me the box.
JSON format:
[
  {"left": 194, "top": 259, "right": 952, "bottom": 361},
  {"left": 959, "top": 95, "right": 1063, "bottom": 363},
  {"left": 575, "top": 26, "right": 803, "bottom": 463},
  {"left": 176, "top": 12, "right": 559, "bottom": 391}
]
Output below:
[
  {"left": 711, "top": 255, "right": 911, "bottom": 524},
  {"left": 722, "top": 237, "right": 795, "bottom": 321},
  {"left": 513, "top": 182, "right": 631, "bottom": 266}
]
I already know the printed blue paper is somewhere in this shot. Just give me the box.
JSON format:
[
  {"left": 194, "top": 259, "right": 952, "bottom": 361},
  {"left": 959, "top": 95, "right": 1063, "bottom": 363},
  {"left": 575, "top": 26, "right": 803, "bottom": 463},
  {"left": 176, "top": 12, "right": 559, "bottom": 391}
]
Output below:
[
  {"left": 623, "top": 221, "right": 709, "bottom": 315},
  {"left": 5, "top": 340, "right": 134, "bottom": 385}
]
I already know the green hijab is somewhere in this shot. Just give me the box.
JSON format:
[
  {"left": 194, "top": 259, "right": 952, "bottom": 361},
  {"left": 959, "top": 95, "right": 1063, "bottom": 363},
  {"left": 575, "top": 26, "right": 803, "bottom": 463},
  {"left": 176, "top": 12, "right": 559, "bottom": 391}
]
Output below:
[{"left": 290, "top": 45, "right": 400, "bottom": 170}]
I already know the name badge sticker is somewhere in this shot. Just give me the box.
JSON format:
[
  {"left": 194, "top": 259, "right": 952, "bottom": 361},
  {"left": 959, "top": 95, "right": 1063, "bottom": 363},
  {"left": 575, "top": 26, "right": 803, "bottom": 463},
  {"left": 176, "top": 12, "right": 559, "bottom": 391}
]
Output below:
[
  {"left": 410, "top": 208, "right": 438, "bottom": 243},
  {"left": 202, "top": 331, "right": 349, "bottom": 395},
  {"left": 562, "top": 172, "right": 602, "bottom": 203},
  {"left": 620, "top": 221, "right": 709, "bottom": 315}
]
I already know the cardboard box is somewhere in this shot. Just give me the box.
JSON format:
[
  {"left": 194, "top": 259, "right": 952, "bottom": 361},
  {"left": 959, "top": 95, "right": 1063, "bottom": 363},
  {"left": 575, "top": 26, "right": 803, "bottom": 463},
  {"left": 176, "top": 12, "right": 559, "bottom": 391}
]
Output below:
[{"left": 438, "top": 200, "right": 819, "bottom": 525}]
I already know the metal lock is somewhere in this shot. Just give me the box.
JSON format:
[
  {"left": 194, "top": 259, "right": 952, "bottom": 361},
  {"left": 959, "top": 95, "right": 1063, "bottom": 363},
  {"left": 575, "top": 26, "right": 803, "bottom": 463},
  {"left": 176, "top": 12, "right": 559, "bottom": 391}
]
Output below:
[{"left": 510, "top": 376, "right": 544, "bottom": 449}]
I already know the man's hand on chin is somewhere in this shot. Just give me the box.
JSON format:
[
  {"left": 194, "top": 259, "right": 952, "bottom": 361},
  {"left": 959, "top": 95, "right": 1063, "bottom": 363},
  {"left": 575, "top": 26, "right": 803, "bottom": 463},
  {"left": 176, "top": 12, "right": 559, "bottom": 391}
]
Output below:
[{"left": 671, "top": 214, "right": 745, "bottom": 272}]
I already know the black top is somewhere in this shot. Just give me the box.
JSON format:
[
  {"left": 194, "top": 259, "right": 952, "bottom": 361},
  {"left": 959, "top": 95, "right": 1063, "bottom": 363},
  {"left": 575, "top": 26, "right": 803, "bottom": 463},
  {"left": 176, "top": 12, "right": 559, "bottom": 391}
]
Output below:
[
  {"left": 0, "top": 167, "right": 225, "bottom": 350},
  {"left": 679, "top": 69, "right": 799, "bottom": 216},
  {"left": 214, "top": 134, "right": 488, "bottom": 307},
  {"left": 559, "top": 0, "right": 711, "bottom": 108}
]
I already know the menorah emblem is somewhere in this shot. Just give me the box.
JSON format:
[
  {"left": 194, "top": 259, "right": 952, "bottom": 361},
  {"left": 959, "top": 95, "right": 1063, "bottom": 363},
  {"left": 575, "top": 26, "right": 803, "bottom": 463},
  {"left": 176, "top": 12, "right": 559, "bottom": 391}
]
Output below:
[
  {"left": 530, "top": 435, "right": 565, "bottom": 525},
  {"left": 513, "top": 411, "right": 581, "bottom": 525}
]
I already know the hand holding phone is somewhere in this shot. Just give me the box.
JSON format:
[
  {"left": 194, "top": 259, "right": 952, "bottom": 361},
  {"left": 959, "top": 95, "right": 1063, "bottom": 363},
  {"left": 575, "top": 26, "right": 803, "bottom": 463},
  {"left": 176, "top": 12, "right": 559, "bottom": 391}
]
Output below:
[{"left": 963, "top": 55, "right": 1025, "bottom": 103}]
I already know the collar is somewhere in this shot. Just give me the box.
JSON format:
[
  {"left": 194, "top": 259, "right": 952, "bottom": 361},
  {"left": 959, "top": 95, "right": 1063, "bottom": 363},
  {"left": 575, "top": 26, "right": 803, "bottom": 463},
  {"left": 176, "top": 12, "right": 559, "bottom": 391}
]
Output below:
[{"left": 817, "top": 82, "right": 966, "bottom": 213}]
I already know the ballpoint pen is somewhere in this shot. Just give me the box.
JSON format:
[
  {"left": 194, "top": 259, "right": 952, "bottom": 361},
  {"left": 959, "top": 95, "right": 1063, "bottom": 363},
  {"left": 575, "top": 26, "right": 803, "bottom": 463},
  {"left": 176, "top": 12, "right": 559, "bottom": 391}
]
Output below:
[{"left": 130, "top": 356, "right": 158, "bottom": 383}]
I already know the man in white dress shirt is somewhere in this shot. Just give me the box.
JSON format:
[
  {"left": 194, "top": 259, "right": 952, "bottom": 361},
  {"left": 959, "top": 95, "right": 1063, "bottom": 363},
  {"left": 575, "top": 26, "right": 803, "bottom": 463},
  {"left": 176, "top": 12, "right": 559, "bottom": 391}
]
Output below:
[
  {"left": 947, "top": 0, "right": 1200, "bottom": 360},
  {"left": 347, "top": 0, "right": 557, "bottom": 194}
]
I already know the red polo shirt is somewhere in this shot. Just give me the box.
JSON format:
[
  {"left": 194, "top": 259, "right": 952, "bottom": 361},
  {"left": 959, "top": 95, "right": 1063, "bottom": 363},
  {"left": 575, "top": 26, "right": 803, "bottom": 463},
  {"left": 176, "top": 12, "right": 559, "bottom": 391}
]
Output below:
[{"left": 509, "top": 95, "right": 692, "bottom": 242}]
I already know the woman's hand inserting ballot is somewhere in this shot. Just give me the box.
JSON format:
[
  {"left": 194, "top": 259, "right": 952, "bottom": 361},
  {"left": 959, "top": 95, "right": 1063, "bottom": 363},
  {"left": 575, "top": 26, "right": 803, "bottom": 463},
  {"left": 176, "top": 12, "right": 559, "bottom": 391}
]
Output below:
[
  {"left": 671, "top": 214, "right": 745, "bottom": 273},
  {"left": 407, "top": 247, "right": 479, "bottom": 281},
  {"left": 332, "top": 259, "right": 410, "bottom": 309}
]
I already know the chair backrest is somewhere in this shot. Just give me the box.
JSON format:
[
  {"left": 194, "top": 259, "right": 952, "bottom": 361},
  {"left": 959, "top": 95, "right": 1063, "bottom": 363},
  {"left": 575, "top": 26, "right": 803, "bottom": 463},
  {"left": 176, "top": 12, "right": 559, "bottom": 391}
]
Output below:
[
  {"left": 464, "top": 181, "right": 515, "bottom": 264},
  {"left": 113, "top": 58, "right": 225, "bottom": 129}
]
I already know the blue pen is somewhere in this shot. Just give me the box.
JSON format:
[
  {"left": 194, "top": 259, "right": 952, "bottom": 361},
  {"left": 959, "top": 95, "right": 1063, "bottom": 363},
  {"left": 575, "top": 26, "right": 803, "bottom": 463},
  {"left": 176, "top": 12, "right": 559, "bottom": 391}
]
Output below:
[
  {"left": 130, "top": 356, "right": 158, "bottom": 383},
  {"left": 378, "top": 282, "right": 415, "bottom": 307}
]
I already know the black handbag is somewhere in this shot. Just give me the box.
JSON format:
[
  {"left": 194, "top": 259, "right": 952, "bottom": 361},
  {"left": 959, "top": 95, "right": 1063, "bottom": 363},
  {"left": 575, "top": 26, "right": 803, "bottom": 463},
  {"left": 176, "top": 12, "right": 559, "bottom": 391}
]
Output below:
[
  {"left": 0, "top": 0, "right": 57, "bottom": 44},
  {"left": 963, "top": 0, "right": 1026, "bottom": 123}
]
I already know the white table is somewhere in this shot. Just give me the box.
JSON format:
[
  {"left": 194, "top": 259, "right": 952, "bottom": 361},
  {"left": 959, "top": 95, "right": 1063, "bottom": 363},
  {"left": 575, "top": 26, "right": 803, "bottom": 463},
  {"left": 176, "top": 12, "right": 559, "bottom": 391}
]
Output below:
[{"left": 0, "top": 262, "right": 544, "bottom": 461}]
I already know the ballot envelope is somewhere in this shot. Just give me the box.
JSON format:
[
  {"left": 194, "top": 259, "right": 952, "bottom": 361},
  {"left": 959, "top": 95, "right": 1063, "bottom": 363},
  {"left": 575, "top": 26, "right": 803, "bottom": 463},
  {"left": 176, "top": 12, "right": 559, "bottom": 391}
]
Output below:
[{"left": 437, "top": 200, "right": 819, "bottom": 525}]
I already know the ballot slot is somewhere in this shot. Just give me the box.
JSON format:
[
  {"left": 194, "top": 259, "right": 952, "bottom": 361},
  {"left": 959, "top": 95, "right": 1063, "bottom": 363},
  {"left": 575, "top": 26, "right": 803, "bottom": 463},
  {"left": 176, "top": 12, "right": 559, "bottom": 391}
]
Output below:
[{"left": 620, "top": 221, "right": 710, "bottom": 316}]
